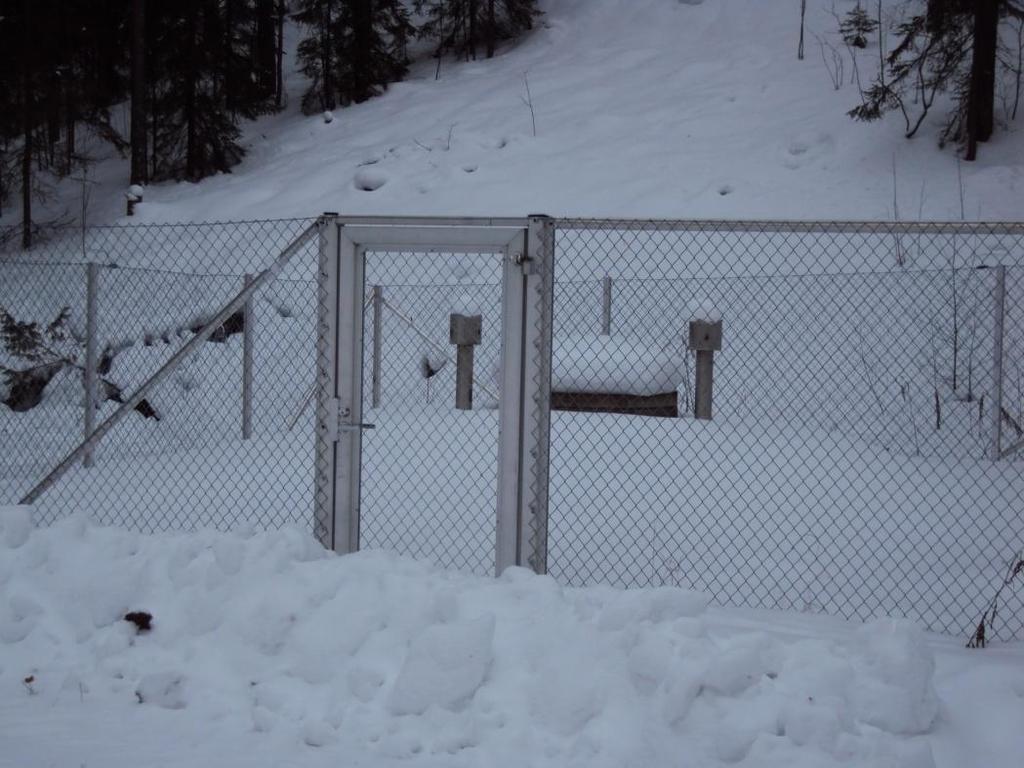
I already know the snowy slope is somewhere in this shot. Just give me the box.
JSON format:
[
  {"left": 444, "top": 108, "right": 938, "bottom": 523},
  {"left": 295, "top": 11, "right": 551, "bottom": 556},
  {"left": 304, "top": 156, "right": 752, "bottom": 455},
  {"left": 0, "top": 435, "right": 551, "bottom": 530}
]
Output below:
[
  {"left": 6, "top": 511, "right": 1023, "bottom": 768},
  {"left": 11, "top": 0, "right": 1024, "bottom": 229}
]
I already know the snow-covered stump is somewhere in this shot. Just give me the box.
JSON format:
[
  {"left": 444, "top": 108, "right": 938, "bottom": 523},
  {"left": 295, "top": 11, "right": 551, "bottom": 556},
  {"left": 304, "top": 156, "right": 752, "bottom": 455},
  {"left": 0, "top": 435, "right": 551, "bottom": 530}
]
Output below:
[
  {"left": 449, "top": 313, "right": 482, "bottom": 411},
  {"left": 688, "top": 318, "right": 722, "bottom": 421},
  {"left": 549, "top": 336, "right": 686, "bottom": 418}
]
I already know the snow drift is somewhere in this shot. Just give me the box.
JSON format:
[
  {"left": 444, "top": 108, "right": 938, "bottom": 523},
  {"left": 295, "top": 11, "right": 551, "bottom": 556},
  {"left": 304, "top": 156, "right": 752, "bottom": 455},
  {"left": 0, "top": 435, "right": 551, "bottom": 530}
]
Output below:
[{"left": 1, "top": 509, "right": 943, "bottom": 767}]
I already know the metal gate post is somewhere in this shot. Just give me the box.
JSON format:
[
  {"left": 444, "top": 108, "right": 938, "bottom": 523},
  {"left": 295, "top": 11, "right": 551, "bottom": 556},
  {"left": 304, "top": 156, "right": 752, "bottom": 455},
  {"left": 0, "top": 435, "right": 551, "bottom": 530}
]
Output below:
[
  {"left": 495, "top": 216, "right": 553, "bottom": 576},
  {"left": 520, "top": 215, "right": 554, "bottom": 574},
  {"left": 314, "top": 216, "right": 340, "bottom": 549},
  {"left": 331, "top": 225, "right": 366, "bottom": 554},
  {"left": 496, "top": 230, "right": 528, "bottom": 575},
  {"left": 83, "top": 262, "right": 99, "bottom": 468}
]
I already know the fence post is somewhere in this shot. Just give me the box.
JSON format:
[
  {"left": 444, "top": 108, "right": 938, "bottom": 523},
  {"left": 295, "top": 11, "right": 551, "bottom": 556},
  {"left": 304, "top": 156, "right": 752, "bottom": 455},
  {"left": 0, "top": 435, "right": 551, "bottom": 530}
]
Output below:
[
  {"left": 371, "top": 285, "right": 382, "bottom": 408},
  {"left": 242, "top": 273, "right": 254, "bottom": 440},
  {"left": 450, "top": 313, "right": 482, "bottom": 410},
  {"left": 602, "top": 275, "right": 612, "bottom": 335},
  {"left": 83, "top": 262, "right": 99, "bottom": 468},
  {"left": 689, "top": 318, "right": 723, "bottom": 421},
  {"left": 990, "top": 265, "right": 1006, "bottom": 460}
]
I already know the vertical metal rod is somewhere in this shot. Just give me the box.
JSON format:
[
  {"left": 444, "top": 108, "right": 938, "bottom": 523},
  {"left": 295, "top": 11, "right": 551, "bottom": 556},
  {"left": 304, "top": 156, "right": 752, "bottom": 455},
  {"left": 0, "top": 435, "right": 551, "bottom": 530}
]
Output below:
[
  {"left": 601, "top": 274, "right": 612, "bottom": 335},
  {"left": 371, "top": 284, "right": 382, "bottom": 408},
  {"left": 83, "top": 262, "right": 99, "bottom": 468},
  {"left": 242, "top": 273, "right": 254, "bottom": 440},
  {"left": 990, "top": 265, "right": 1006, "bottom": 460}
]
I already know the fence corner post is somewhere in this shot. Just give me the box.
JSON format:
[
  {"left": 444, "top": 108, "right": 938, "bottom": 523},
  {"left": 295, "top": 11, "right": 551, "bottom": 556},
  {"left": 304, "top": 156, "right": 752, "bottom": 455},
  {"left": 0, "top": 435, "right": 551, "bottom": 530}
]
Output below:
[
  {"left": 242, "top": 273, "right": 254, "bottom": 440},
  {"left": 990, "top": 264, "right": 1006, "bottom": 460},
  {"left": 83, "top": 262, "right": 99, "bottom": 468}
]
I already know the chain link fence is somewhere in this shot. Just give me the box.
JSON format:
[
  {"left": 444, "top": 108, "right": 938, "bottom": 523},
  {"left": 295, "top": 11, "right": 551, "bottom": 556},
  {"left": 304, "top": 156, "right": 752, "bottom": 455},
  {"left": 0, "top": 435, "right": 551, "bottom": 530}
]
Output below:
[
  {"left": 549, "top": 219, "right": 1024, "bottom": 640},
  {"left": 3, "top": 216, "right": 1023, "bottom": 640},
  {"left": 1, "top": 219, "right": 318, "bottom": 532}
]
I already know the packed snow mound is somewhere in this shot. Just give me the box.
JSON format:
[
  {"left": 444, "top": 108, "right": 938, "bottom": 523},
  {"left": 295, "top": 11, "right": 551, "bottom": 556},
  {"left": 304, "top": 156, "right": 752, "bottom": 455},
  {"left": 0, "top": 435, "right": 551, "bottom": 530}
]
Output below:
[{"left": 0, "top": 515, "right": 941, "bottom": 766}]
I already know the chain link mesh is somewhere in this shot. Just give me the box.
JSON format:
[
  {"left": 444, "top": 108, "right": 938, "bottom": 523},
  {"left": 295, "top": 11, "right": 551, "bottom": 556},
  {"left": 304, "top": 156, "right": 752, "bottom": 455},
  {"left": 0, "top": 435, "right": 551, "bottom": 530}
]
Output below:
[
  {"left": 1, "top": 219, "right": 318, "bottom": 533},
  {"left": 4, "top": 216, "right": 1023, "bottom": 640},
  {"left": 357, "top": 250, "right": 505, "bottom": 575},
  {"left": 550, "top": 219, "right": 1024, "bottom": 640}
]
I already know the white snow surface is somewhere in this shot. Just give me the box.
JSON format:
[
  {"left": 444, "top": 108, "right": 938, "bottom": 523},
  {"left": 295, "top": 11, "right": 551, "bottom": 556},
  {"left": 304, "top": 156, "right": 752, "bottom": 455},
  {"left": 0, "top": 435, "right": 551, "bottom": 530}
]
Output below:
[
  {"left": 552, "top": 335, "right": 686, "bottom": 395},
  {"left": 3, "top": 512, "right": 1022, "bottom": 768},
  {"left": 7, "top": 0, "right": 1022, "bottom": 229}
]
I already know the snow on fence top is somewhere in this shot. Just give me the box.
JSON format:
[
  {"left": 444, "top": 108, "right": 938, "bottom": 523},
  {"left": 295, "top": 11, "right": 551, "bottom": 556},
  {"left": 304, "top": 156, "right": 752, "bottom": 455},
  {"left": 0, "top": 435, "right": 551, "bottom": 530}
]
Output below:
[{"left": 552, "top": 335, "right": 685, "bottom": 396}]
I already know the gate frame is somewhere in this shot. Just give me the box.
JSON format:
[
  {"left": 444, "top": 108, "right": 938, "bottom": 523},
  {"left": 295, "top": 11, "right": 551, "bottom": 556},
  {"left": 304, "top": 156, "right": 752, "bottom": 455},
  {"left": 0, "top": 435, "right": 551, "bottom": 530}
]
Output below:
[{"left": 314, "top": 215, "right": 552, "bottom": 575}]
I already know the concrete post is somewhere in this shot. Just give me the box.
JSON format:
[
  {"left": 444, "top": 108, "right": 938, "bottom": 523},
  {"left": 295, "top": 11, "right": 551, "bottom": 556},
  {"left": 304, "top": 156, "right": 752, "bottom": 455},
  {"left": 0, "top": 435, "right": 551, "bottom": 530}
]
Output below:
[
  {"left": 601, "top": 275, "right": 612, "bottom": 335},
  {"left": 450, "top": 313, "right": 482, "bottom": 411},
  {"left": 990, "top": 265, "right": 1006, "bottom": 460},
  {"left": 688, "top": 319, "right": 723, "bottom": 421},
  {"left": 242, "top": 273, "right": 254, "bottom": 440},
  {"left": 372, "top": 285, "right": 383, "bottom": 409},
  {"left": 83, "top": 262, "right": 99, "bottom": 467}
]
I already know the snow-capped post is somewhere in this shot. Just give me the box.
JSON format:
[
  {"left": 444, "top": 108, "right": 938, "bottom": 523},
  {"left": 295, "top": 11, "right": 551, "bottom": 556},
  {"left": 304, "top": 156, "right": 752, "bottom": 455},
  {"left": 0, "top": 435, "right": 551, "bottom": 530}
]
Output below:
[
  {"left": 450, "top": 313, "right": 482, "bottom": 410},
  {"left": 125, "top": 185, "right": 143, "bottom": 216},
  {"left": 602, "top": 275, "right": 612, "bottom": 335},
  {"left": 990, "top": 264, "right": 1006, "bottom": 460},
  {"left": 241, "top": 273, "right": 254, "bottom": 440},
  {"left": 371, "top": 285, "right": 383, "bottom": 408},
  {"left": 688, "top": 311, "right": 722, "bottom": 421},
  {"left": 83, "top": 262, "right": 99, "bottom": 468}
]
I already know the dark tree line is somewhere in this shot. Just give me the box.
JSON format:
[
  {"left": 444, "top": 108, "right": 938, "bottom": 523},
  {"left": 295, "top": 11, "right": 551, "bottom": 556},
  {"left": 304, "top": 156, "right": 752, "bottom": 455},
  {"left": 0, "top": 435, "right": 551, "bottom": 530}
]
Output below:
[
  {"left": 292, "top": 0, "right": 540, "bottom": 114},
  {"left": 850, "top": 0, "right": 1024, "bottom": 160},
  {"left": 1, "top": 0, "right": 287, "bottom": 248},
  {"left": 1, "top": 0, "right": 540, "bottom": 248}
]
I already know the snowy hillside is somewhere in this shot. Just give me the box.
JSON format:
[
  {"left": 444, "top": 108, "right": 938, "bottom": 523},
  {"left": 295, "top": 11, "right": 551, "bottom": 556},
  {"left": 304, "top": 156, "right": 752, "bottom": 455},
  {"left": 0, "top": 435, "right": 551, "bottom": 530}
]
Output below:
[{"left": 14, "top": 0, "right": 1024, "bottom": 229}]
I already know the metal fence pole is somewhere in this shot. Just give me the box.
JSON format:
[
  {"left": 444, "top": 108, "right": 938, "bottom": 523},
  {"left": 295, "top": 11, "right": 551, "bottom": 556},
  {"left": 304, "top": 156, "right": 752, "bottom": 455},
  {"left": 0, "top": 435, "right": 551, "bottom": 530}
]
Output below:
[
  {"left": 371, "top": 284, "right": 382, "bottom": 408},
  {"left": 601, "top": 275, "right": 612, "bottom": 335},
  {"left": 83, "top": 262, "right": 99, "bottom": 468},
  {"left": 242, "top": 273, "right": 254, "bottom": 440},
  {"left": 990, "top": 265, "right": 1006, "bottom": 460}
]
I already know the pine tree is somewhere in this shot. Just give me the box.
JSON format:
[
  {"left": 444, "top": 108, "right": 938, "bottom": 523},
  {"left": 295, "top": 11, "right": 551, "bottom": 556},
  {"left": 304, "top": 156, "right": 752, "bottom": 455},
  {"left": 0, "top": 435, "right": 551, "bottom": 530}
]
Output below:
[
  {"left": 294, "top": 0, "right": 413, "bottom": 113},
  {"left": 839, "top": 2, "right": 878, "bottom": 49},
  {"left": 849, "top": 0, "right": 1024, "bottom": 160},
  {"left": 150, "top": 0, "right": 245, "bottom": 181},
  {"left": 415, "top": 0, "right": 540, "bottom": 63}
]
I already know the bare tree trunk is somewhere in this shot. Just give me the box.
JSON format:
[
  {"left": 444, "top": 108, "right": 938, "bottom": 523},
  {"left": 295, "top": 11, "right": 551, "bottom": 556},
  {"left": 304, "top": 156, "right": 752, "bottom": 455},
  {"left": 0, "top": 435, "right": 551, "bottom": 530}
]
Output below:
[
  {"left": 275, "top": 0, "right": 285, "bottom": 108},
  {"left": 468, "top": 0, "right": 478, "bottom": 60},
  {"left": 965, "top": 0, "right": 998, "bottom": 160},
  {"left": 255, "top": 0, "right": 277, "bottom": 100},
  {"left": 21, "top": 0, "right": 33, "bottom": 250},
  {"left": 130, "top": 0, "right": 148, "bottom": 185},
  {"left": 352, "top": 0, "right": 372, "bottom": 103},
  {"left": 486, "top": 0, "right": 495, "bottom": 58}
]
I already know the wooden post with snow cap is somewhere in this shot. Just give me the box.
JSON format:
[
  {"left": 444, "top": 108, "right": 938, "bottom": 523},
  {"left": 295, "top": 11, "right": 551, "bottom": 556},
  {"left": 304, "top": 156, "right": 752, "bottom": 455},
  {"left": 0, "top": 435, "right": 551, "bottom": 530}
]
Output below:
[
  {"left": 689, "top": 314, "right": 722, "bottom": 421},
  {"left": 450, "top": 313, "right": 482, "bottom": 411}
]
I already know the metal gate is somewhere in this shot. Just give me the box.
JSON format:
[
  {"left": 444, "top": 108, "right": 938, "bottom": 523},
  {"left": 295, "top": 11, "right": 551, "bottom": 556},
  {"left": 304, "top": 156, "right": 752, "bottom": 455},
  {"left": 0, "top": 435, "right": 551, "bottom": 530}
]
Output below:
[{"left": 313, "top": 216, "right": 553, "bottom": 575}]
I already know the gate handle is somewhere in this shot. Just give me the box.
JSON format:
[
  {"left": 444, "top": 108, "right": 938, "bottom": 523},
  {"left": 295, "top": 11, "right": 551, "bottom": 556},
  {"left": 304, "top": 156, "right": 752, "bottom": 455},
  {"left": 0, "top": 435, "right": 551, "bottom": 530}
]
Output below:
[{"left": 338, "top": 423, "right": 376, "bottom": 432}]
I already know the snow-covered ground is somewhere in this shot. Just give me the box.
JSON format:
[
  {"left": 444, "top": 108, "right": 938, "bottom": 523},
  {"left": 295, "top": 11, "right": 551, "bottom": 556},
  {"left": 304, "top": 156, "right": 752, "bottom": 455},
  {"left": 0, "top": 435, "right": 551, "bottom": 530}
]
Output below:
[
  {"left": 3, "top": 0, "right": 1021, "bottom": 230},
  {"left": 3, "top": 510, "right": 1022, "bottom": 768}
]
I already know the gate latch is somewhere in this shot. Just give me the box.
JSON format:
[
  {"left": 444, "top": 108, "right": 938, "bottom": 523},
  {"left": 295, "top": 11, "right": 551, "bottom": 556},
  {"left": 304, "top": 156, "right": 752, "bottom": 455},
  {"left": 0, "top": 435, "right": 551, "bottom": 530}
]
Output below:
[
  {"left": 512, "top": 250, "right": 536, "bottom": 275},
  {"left": 324, "top": 398, "right": 375, "bottom": 441}
]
